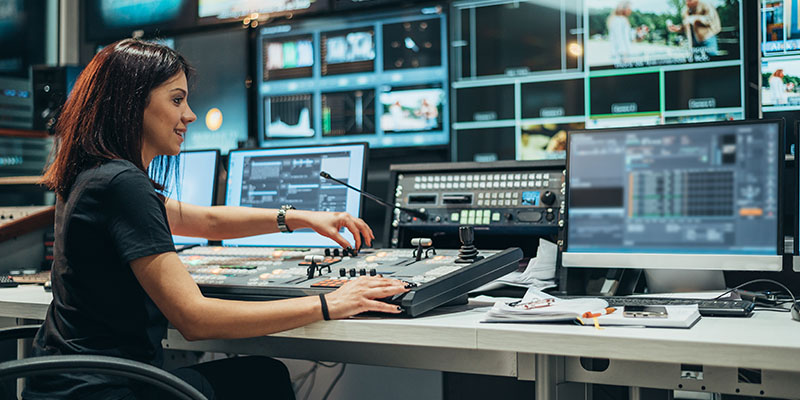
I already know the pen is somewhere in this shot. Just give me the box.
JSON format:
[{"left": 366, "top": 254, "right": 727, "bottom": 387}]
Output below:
[{"left": 581, "top": 307, "right": 616, "bottom": 319}]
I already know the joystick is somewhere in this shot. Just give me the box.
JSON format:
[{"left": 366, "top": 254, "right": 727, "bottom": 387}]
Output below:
[
  {"left": 455, "top": 226, "right": 483, "bottom": 264},
  {"left": 304, "top": 255, "right": 329, "bottom": 279},
  {"left": 411, "top": 238, "right": 436, "bottom": 261}
]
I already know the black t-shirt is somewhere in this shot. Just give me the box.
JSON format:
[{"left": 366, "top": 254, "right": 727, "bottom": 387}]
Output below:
[{"left": 24, "top": 159, "right": 176, "bottom": 400}]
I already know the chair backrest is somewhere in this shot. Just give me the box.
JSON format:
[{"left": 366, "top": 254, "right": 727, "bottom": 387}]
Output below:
[{"left": 0, "top": 325, "right": 208, "bottom": 400}]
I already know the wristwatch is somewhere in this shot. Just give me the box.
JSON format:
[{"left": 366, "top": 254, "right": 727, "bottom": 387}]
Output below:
[{"left": 277, "top": 205, "right": 296, "bottom": 233}]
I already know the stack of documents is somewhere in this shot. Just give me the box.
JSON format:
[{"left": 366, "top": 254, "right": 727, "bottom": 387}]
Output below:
[{"left": 483, "top": 289, "right": 701, "bottom": 328}]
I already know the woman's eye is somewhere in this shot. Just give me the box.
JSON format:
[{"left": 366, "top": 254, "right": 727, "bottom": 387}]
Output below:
[{"left": 173, "top": 97, "right": 183, "bottom": 105}]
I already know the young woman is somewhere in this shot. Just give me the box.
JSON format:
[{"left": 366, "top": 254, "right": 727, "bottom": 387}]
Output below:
[{"left": 24, "top": 38, "right": 408, "bottom": 400}]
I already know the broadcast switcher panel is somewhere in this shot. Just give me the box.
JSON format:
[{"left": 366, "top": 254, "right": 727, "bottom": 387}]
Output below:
[
  {"left": 387, "top": 160, "right": 565, "bottom": 246},
  {"left": 180, "top": 245, "right": 523, "bottom": 317}
]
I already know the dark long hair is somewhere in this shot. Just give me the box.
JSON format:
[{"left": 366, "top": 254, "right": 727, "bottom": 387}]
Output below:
[{"left": 42, "top": 39, "right": 194, "bottom": 200}]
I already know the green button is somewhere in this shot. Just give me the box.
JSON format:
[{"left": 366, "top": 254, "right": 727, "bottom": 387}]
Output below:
[
  {"left": 467, "top": 217, "right": 475, "bottom": 225},
  {"left": 468, "top": 210, "right": 476, "bottom": 219},
  {"left": 482, "top": 216, "right": 490, "bottom": 225},
  {"left": 492, "top": 212, "right": 501, "bottom": 222},
  {"left": 451, "top": 212, "right": 460, "bottom": 222}
]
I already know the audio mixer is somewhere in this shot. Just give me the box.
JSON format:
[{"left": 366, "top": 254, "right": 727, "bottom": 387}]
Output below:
[{"left": 180, "top": 244, "right": 522, "bottom": 317}]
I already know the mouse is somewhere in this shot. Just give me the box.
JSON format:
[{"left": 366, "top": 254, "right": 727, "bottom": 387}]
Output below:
[{"left": 792, "top": 303, "right": 800, "bottom": 322}]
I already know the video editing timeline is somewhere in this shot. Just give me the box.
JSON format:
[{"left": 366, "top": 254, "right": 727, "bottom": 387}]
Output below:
[
  {"left": 238, "top": 153, "right": 350, "bottom": 211},
  {"left": 450, "top": 0, "right": 746, "bottom": 162},
  {"left": 566, "top": 122, "right": 781, "bottom": 258},
  {"left": 387, "top": 160, "right": 564, "bottom": 247},
  {"left": 178, "top": 246, "right": 523, "bottom": 317},
  {"left": 256, "top": 5, "right": 448, "bottom": 149},
  {"left": 225, "top": 144, "right": 366, "bottom": 248}
]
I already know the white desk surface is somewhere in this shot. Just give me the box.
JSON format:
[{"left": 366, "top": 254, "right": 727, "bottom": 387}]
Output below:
[{"left": 2, "top": 286, "right": 798, "bottom": 373}]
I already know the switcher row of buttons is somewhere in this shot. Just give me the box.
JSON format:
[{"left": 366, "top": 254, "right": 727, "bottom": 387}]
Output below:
[
  {"left": 414, "top": 180, "right": 549, "bottom": 190},
  {"left": 414, "top": 173, "right": 550, "bottom": 182},
  {"left": 451, "top": 209, "right": 501, "bottom": 225}
]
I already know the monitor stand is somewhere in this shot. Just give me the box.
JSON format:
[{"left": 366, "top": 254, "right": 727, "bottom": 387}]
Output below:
[{"left": 644, "top": 269, "right": 726, "bottom": 294}]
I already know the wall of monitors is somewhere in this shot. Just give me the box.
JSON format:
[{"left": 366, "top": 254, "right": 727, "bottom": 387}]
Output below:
[
  {"left": 451, "top": 0, "right": 746, "bottom": 162},
  {"left": 256, "top": 5, "right": 449, "bottom": 149}
]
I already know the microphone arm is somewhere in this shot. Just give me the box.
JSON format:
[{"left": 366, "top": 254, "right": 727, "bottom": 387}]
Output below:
[{"left": 320, "top": 171, "right": 428, "bottom": 220}]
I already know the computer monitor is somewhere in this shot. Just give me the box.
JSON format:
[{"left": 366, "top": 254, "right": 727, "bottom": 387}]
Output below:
[
  {"left": 223, "top": 143, "right": 367, "bottom": 248},
  {"left": 562, "top": 120, "right": 783, "bottom": 271},
  {"left": 163, "top": 150, "right": 220, "bottom": 246}
]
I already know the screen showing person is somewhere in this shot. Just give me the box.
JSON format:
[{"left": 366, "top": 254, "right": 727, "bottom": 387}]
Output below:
[
  {"left": 587, "top": 0, "right": 740, "bottom": 69},
  {"left": 761, "top": 58, "right": 800, "bottom": 110},
  {"left": 321, "top": 28, "right": 375, "bottom": 76},
  {"left": 379, "top": 86, "right": 444, "bottom": 132},
  {"left": 262, "top": 35, "right": 314, "bottom": 81},
  {"left": 224, "top": 143, "right": 367, "bottom": 248},
  {"left": 761, "top": 0, "right": 800, "bottom": 55},
  {"left": 264, "top": 94, "right": 314, "bottom": 139}
]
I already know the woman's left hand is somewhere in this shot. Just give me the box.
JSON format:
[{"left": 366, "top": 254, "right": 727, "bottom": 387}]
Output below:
[{"left": 286, "top": 210, "right": 374, "bottom": 250}]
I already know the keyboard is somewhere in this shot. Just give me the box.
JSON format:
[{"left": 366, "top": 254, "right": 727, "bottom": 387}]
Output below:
[{"left": 565, "top": 296, "right": 755, "bottom": 317}]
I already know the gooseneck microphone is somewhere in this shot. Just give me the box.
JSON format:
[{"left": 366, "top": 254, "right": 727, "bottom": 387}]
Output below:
[{"left": 320, "top": 171, "right": 428, "bottom": 220}]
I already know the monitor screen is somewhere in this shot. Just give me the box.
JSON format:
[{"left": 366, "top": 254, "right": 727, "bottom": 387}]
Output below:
[
  {"left": 198, "top": 0, "right": 328, "bottom": 21},
  {"left": 450, "top": 0, "right": 747, "bottom": 162},
  {"left": 84, "top": 0, "right": 196, "bottom": 41},
  {"left": 256, "top": 5, "right": 449, "bottom": 149},
  {"left": 224, "top": 143, "right": 367, "bottom": 247},
  {"left": 163, "top": 150, "right": 220, "bottom": 246},
  {"left": 563, "top": 120, "right": 783, "bottom": 271}
]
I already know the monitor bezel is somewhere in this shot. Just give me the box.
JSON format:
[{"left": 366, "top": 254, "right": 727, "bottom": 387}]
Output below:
[
  {"left": 562, "top": 119, "right": 785, "bottom": 271},
  {"left": 794, "top": 120, "right": 800, "bottom": 271},
  {"left": 171, "top": 149, "right": 221, "bottom": 245},
  {"left": 223, "top": 142, "right": 369, "bottom": 247}
]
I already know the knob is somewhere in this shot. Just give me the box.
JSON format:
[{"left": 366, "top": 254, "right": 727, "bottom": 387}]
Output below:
[
  {"left": 359, "top": 268, "right": 367, "bottom": 276},
  {"left": 545, "top": 212, "right": 555, "bottom": 222},
  {"left": 348, "top": 268, "right": 357, "bottom": 277},
  {"left": 339, "top": 268, "right": 347, "bottom": 277},
  {"left": 333, "top": 249, "right": 340, "bottom": 257},
  {"left": 434, "top": 216, "right": 442, "bottom": 223},
  {"left": 541, "top": 191, "right": 557, "bottom": 206},
  {"left": 369, "top": 268, "right": 377, "bottom": 276},
  {"left": 324, "top": 249, "right": 331, "bottom": 256},
  {"left": 504, "top": 213, "right": 513, "bottom": 221}
]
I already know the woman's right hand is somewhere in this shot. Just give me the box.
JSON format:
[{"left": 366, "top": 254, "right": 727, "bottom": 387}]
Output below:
[{"left": 324, "top": 276, "right": 410, "bottom": 319}]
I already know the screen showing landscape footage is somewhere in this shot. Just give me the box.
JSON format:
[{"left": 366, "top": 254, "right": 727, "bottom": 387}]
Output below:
[
  {"left": 761, "top": 57, "right": 800, "bottom": 109},
  {"left": 262, "top": 35, "right": 314, "bottom": 81},
  {"left": 519, "top": 122, "right": 585, "bottom": 160},
  {"left": 761, "top": 0, "right": 800, "bottom": 54},
  {"left": 383, "top": 18, "right": 442, "bottom": 70},
  {"left": 379, "top": 86, "right": 444, "bottom": 133},
  {"left": 587, "top": 0, "right": 740, "bottom": 69},
  {"left": 321, "top": 89, "right": 376, "bottom": 136},
  {"left": 199, "top": 0, "right": 328, "bottom": 19},
  {"left": 264, "top": 94, "right": 314, "bottom": 138},
  {"left": 321, "top": 29, "right": 375, "bottom": 76}
]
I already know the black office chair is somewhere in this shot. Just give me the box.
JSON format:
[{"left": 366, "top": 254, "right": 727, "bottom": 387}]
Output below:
[{"left": 0, "top": 324, "right": 208, "bottom": 400}]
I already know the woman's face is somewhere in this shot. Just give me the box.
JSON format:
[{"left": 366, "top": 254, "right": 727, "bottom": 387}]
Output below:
[{"left": 142, "top": 72, "right": 196, "bottom": 164}]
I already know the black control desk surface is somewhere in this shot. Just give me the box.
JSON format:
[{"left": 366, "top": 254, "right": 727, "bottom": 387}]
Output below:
[{"left": 180, "top": 246, "right": 523, "bottom": 317}]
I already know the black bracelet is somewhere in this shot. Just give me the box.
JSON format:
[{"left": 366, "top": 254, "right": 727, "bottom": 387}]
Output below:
[{"left": 319, "top": 293, "right": 331, "bottom": 321}]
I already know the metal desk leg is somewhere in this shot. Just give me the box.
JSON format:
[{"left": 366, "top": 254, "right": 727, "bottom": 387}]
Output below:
[{"left": 535, "top": 354, "right": 589, "bottom": 400}]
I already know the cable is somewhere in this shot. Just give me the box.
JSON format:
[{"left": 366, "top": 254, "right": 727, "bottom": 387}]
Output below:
[
  {"left": 714, "top": 278, "right": 798, "bottom": 317},
  {"left": 321, "top": 363, "right": 347, "bottom": 400},
  {"left": 303, "top": 364, "right": 318, "bottom": 400}
]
